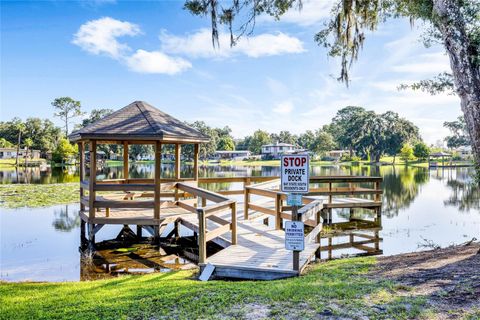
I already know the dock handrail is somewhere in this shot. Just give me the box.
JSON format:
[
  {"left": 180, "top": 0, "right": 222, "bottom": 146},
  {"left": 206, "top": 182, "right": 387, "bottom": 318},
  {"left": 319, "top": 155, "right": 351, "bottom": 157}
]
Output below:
[
  {"left": 244, "top": 175, "right": 382, "bottom": 223},
  {"left": 177, "top": 182, "right": 237, "bottom": 264}
]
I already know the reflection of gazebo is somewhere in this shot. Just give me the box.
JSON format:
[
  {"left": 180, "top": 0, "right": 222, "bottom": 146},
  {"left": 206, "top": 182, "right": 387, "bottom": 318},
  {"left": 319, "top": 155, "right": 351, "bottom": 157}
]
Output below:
[
  {"left": 428, "top": 151, "right": 452, "bottom": 167},
  {"left": 69, "top": 101, "right": 211, "bottom": 242}
]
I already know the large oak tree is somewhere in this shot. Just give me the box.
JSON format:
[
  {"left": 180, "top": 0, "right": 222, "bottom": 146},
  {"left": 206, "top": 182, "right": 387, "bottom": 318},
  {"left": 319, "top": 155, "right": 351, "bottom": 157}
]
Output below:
[{"left": 185, "top": 0, "right": 480, "bottom": 168}]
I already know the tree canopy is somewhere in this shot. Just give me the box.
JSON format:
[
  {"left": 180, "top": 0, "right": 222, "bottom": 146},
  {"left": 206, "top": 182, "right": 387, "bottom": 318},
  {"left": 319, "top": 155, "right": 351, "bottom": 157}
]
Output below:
[{"left": 185, "top": 0, "right": 480, "bottom": 168}]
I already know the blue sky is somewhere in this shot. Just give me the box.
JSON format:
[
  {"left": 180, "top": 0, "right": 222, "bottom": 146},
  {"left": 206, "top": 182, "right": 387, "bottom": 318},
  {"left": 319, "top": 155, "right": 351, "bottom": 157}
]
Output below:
[{"left": 1, "top": 0, "right": 459, "bottom": 144}]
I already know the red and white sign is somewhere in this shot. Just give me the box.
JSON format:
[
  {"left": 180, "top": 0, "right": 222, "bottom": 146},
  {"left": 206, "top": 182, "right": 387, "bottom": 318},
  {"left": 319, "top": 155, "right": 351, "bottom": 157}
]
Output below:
[{"left": 281, "top": 154, "right": 309, "bottom": 193}]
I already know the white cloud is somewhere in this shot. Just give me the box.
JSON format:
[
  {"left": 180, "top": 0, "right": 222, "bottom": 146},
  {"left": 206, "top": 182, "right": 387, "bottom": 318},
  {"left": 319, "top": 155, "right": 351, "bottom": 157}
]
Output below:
[
  {"left": 74, "top": 17, "right": 192, "bottom": 75},
  {"left": 126, "top": 50, "right": 192, "bottom": 75},
  {"left": 160, "top": 29, "right": 305, "bottom": 58},
  {"left": 391, "top": 52, "right": 450, "bottom": 74},
  {"left": 273, "top": 101, "right": 294, "bottom": 114},
  {"left": 259, "top": 0, "right": 335, "bottom": 26},
  {"left": 72, "top": 17, "right": 140, "bottom": 59}
]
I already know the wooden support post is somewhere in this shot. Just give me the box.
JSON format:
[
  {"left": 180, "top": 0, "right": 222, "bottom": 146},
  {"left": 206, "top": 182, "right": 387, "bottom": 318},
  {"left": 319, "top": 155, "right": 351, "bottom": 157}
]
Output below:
[
  {"left": 315, "top": 210, "right": 321, "bottom": 259},
  {"left": 375, "top": 181, "right": 381, "bottom": 202},
  {"left": 153, "top": 225, "right": 160, "bottom": 242},
  {"left": 231, "top": 202, "right": 237, "bottom": 245},
  {"left": 78, "top": 142, "right": 85, "bottom": 211},
  {"left": 154, "top": 141, "right": 161, "bottom": 220},
  {"left": 80, "top": 219, "right": 86, "bottom": 245},
  {"left": 136, "top": 225, "right": 142, "bottom": 239},
  {"left": 175, "top": 144, "right": 181, "bottom": 201},
  {"left": 201, "top": 197, "right": 207, "bottom": 207},
  {"left": 89, "top": 140, "right": 97, "bottom": 220},
  {"left": 193, "top": 144, "right": 199, "bottom": 181},
  {"left": 123, "top": 141, "right": 129, "bottom": 180},
  {"left": 244, "top": 187, "right": 250, "bottom": 220},
  {"left": 175, "top": 144, "right": 181, "bottom": 179},
  {"left": 88, "top": 223, "right": 95, "bottom": 244},
  {"left": 174, "top": 220, "right": 180, "bottom": 238},
  {"left": 275, "top": 193, "right": 282, "bottom": 230},
  {"left": 292, "top": 205, "right": 300, "bottom": 272},
  {"left": 197, "top": 209, "right": 206, "bottom": 264}
]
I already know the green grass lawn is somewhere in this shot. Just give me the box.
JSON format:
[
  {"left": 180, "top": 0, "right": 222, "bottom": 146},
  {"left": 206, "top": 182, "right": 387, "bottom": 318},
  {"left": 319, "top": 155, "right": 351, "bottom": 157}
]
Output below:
[
  {"left": 0, "top": 183, "right": 79, "bottom": 208},
  {"left": 0, "top": 257, "right": 433, "bottom": 320}
]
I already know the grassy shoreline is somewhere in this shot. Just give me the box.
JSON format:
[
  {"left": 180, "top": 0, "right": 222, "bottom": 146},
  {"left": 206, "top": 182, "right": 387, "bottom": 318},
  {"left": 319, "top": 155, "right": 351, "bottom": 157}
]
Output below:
[{"left": 0, "top": 257, "right": 431, "bottom": 320}]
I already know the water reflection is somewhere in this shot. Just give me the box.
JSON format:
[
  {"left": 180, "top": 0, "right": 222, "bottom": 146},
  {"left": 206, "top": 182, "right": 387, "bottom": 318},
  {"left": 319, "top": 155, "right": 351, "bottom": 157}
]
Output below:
[
  {"left": 380, "top": 166, "right": 429, "bottom": 218},
  {"left": 52, "top": 205, "right": 81, "bottom": 232},
  {"left": 80, "top": 241, "right": 196, "bottom": 281}
]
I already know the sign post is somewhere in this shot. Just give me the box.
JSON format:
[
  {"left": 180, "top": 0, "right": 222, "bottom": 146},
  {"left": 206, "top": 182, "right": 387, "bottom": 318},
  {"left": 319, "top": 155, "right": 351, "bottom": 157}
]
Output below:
[{"left": 281, "top": 154, "right": 309, "bottom": 272}]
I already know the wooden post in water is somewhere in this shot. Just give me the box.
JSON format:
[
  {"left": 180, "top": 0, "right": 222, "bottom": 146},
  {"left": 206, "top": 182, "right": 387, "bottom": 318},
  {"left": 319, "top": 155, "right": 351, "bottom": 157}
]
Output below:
[
  {"left": 175, "top": 144, "right": 181, "bottom": 201},
  {"left": 78, "top": 142, "right": 85, "bottom": 211},
  {"left": 89, "top": 140, "right": 97, "bottom": 221},
  {"left": 154, "top": 141, "right": 161, "bottom": 240},
  {"left": 193, "top": 144, "right": 199, "bottom": 181},
  {"left": 123, "top": 141, "right": 129, "bottom": 180}
]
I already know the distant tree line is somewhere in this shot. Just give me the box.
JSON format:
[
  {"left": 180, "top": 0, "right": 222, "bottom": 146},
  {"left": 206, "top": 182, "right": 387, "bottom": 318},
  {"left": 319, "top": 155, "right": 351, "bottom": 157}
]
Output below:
[{"left": 2, "top": 98, "right": 467, "bottom": 164}]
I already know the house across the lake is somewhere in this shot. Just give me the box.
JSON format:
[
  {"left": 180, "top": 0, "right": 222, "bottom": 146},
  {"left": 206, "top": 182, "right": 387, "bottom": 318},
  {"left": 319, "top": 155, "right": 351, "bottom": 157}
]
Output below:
[
  {"left": 213, "top": 150, "right": 251, "bottom": 160},
  {"left": 326, "top": 150, "right": 351, "bottom": 160},
  {"left": 0, "top": 147, "right": 41, "bottom": 159},
  {"left": 453, "top": 146, "right": 473, "bottom": 159},
  {"left": 261, "top": 142, "right": 296, "bottom": 159}
]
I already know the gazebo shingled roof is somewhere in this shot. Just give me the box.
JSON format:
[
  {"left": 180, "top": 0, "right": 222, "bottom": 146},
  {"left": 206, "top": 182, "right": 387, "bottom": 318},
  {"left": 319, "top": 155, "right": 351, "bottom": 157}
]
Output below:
[{"left": 68, "top": 101, "right": 210, "bottom": 143}]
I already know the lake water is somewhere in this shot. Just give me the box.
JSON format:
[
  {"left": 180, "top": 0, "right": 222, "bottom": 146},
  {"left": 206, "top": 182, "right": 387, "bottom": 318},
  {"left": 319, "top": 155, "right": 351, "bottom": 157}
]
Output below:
[{"left": 1, "top": 163, "right": 479, "bottom": 282}]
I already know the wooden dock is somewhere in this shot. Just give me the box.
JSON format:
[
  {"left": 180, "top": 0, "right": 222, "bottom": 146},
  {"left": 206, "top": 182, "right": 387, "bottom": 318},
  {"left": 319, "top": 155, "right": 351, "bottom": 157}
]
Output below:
[{"left": 78, "top": 176, "right": 382, "bottom": 280}]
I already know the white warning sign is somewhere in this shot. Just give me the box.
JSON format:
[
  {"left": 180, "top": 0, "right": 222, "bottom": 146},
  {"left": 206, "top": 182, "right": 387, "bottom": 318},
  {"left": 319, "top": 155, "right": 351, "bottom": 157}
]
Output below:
[
  {"left": 285, "top": 221, "right": 305, "bottom": 251},
  {"left": 281, "top": 155, "right": 309, "bottom": 193}
]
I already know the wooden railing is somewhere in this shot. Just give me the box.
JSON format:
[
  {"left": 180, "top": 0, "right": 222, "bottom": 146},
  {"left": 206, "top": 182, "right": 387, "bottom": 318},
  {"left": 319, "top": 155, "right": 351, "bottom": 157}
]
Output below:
[
  {"left": 198, "top": 176, "right": 278, "bottom": 195},
  {"left": 177, "top": 182, "right": 237, "bottom": 264},
  {"left": 244, "top": 176, "right": 382, "bottom": 225}
]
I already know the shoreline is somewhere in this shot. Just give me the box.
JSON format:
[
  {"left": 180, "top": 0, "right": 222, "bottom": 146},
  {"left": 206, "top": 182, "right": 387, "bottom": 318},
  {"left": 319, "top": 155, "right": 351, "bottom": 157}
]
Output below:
[{"left": 1, "top": 242, "right": 478, "bottom": 319}]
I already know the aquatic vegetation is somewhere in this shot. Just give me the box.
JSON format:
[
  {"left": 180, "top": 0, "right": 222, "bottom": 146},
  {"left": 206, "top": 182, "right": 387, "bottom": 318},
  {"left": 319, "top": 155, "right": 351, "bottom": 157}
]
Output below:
[{"left": 0, "top": 183, "right": 79, "bottom": 208}]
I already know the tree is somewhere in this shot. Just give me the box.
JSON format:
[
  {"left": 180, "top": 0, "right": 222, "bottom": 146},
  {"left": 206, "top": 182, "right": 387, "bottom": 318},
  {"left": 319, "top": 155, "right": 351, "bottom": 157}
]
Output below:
[
  {"left": 188, "top": 121, "right": 217, "bottom": 159},
  {"left": 24, "top": 137, "right": 33, "bottom": 167},
  {"left": 217, "top": 136, "right": 235, "bottom": 151},
  {"left": 329, "top": 106, "right": 367, "bottom": 156},
  {"left": 400, "top": 143, "right": 414, "bottom": 162},
  {"left": 414, "top": 142, "right": 430, "bottom": 160},
  {"left": 80, "top": 108, "right": 114, "bottom": 128},
  {"left": 52, "top": 138, "right": 78, "bottom": 164},
  {"left": 297, "top": 130, "right": 316, "bottom": 150},
  {"left": 52, "top": 97, "right": 83, "bottom": 137},
  {"left": 340, "top": 109, "right": 420, "bottom": 162},
  {"left": 14, "top": 120, "right": 25, "bottom": 167},
  {"left": 279, "top": 130, "right": 297, "bottom": 145},
  {"left": 0, "top": 138, "right": 13, "bottom": 148},
  {"left": 312, "top": 130, "right": 335, "bottom": 156},
  {"left": 248, "top": 130, "right": 271, "bottom": 155},
  {"left": 185, "top": 0, "right": 480, "bottom": 165},
  {"left": 444, "top": 116, "right": 471, "bottom": 148}
]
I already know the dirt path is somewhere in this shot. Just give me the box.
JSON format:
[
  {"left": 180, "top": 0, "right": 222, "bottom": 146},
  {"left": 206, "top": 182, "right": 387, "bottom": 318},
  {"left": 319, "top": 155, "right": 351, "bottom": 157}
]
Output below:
[{"left": 371, "top": 241, "right": 480, "bottom": 319}]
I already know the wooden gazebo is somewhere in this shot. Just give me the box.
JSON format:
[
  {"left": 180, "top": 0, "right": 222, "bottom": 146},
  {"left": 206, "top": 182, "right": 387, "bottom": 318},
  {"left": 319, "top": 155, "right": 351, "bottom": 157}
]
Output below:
[{"left": 69, "top": 101, "right": 215, "bottom": 243}]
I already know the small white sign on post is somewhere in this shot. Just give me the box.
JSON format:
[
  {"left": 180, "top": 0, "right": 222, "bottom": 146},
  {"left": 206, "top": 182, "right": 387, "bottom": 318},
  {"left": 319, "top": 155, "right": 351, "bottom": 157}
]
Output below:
[
  {"left": 285, "top": 221, "right": 305, "bottom": 251},
  {"left": 281, "top": 155, "right": 309, "bottom": 193},
  {"left": 287, "top": 193, "right": 302, "bottom": 206}
]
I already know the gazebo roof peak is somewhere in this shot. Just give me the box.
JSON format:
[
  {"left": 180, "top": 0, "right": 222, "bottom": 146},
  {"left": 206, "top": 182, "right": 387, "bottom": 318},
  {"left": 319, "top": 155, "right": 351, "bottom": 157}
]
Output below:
[{"left": 69, "top": 101, "right": 210, "bottom": 143}]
